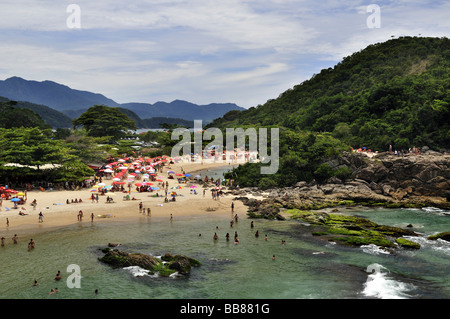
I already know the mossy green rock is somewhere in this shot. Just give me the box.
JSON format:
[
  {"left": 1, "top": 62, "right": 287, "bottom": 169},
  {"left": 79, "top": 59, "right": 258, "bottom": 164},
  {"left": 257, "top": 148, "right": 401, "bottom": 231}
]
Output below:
[
  {"left": 287, "top": 209, "right": 420, "bottom": 248},
  {"left": 427, "top": 231, "right": 450, "bottom": 242},
  {"left": 395, "top": 238, "right": 421, "bottom": 249},
  {"left": 99, "top": 249, "right": 201, "bottom": 276}
]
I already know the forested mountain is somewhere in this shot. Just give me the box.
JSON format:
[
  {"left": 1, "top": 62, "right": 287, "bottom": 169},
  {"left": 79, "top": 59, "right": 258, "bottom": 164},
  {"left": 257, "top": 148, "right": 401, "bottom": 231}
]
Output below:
[
  {"left": 0, "top": 96, "right": 73, "bottom": 128},
  {"left": 0, "top": 77, "right": 120, "bottom": 111},
  {"left": 209, "top": 36, "right": 450, "bottom": 151},
  {"left": 120, "top": 100, "right": 244, "bottom": 123},
  {"left": 0, "top": 100, "right": 50, "bottom": 129},
  {"left": 0, "top": 77, "right": 244, "bottom": 124}
]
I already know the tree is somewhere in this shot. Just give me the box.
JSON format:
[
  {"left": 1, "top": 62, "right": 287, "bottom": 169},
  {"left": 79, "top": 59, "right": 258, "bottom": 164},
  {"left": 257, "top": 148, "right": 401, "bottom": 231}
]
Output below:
[
  {"left": 73, "top": 105, "right": 137, "bottom": 141},
  {"left": 0, "top": 101, "right": 50, "bottom": 129},
  {"left": 0, "top": 127, "right": 94, "bottom": 183}
]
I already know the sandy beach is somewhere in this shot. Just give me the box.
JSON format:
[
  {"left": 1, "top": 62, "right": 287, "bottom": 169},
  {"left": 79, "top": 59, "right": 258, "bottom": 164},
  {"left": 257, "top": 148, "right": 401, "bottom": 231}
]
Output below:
[{"left": 0, "top": 161, "right": 245, "bottom": 237}]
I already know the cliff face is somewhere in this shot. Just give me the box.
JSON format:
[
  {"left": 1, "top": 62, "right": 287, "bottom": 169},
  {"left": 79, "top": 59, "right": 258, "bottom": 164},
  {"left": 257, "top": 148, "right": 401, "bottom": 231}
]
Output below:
[{"left": 350, "top": 152, "right": 450, "bottom": 200}]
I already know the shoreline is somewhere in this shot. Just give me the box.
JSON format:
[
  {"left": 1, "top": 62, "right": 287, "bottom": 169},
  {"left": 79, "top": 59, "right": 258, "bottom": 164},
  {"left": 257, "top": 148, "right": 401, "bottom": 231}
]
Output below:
[{"left": 0, "top": 161, "right": 243, "bottom": 238}]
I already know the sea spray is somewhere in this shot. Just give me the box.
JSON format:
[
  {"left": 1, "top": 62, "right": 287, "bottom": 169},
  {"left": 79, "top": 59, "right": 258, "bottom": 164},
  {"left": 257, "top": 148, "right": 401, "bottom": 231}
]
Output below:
[
  {"left": 361, "top": 244, "right": 391, "bottom": 255},
  {"left": 123, "top": 266, "right": 158, "bottom": 278},
  {"left": 363, "top": 264, "right": 415, "bottom": 299}
]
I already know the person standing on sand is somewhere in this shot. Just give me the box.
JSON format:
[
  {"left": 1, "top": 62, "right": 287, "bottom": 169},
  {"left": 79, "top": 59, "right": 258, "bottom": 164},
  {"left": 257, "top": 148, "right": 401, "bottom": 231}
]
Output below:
[
  {"left": 147, "top": 208, "right": 151, "bottom": 216},
  {"left": 231, "top": 202, "right": 234, "bottom": 213},
  {"left": 12, "top": 234, "right": 18, "bottom": 244},
  {"left": 1, "top": 237, "right": 5, "bottom": 246},
  {"left": 91, "top": 213, "right": 94, "bottom": 222},
  {"left": 38, "top": 212, "right": 44, "bottom": 223}
]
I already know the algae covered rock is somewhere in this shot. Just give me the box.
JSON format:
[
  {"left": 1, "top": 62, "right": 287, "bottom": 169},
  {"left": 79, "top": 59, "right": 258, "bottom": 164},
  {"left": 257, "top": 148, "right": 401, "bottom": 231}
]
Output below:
[
  {"left": 99, "top": 249, "right": 160, "bottom": 269},
  {"left": 427, "top": 231, "right": 450, "bottom": 242},
  {"left": 161, "top": 253, "right": 201, "bottom": 274},
  {"left": 287, "top": 209, "right": 421, "bottom": 249},
  {"left": 395, "top": 237, "right": 421, "bottom": 249},
  {"left": 99, "top": 248, "right": 201, "bottom": 276}
]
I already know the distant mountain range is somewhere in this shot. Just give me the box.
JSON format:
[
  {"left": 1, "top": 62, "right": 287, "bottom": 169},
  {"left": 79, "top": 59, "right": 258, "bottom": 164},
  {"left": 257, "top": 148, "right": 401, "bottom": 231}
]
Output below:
[{"left": 0, "top": 76, "right": 245, "bottom": 127}]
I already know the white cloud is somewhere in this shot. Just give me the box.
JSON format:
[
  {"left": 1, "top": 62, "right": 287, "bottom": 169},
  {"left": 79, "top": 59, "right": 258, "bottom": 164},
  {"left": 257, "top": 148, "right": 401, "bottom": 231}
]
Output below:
[{"left": 0, "top": 0, "right": 448, "bottom": 108}]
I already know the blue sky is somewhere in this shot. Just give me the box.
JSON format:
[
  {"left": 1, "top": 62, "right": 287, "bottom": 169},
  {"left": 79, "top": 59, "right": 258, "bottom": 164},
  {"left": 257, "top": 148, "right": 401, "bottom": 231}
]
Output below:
[{"left": 0, "top": 1, "right": 448, "bottom": 108}]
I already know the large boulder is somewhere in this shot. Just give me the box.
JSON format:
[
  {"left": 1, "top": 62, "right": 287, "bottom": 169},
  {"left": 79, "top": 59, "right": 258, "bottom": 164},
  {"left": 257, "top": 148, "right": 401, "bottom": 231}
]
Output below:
[
  {"left": 99, "top": 249, "right": 201, "bottom": 276},
  {"left": 427, "top": 231, "right": 450, "bottom": 242}
]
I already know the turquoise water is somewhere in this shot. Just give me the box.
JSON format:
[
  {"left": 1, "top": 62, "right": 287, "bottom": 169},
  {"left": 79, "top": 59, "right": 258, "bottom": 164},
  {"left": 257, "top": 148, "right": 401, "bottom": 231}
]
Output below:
[{"left": 0, "top": 205, "right": 449, "bottom": 299}]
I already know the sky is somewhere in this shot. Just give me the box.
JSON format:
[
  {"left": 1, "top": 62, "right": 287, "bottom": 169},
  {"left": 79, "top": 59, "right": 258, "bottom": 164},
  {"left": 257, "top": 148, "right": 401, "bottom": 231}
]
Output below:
[{"left": 0, "top": 1, "right": 448, "bottom": 108}]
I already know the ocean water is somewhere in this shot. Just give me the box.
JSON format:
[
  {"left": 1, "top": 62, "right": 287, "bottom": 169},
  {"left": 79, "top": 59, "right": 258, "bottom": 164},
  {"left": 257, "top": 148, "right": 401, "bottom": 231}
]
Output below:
[{"left": 0, "top": 205, "right": 448, "bottom": 300}]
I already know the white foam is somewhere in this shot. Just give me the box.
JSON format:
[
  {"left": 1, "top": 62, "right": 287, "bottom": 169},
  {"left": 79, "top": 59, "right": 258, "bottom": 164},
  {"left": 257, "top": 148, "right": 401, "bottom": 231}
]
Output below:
[
  {"left": 361, "top": 244, "right": 391, "bottom": 255},
  {"left": 404, "top": 236, "right": 450, "bottom": 256},
  {"left": 123, "top": 266, "right": 158, "bottom": 278},
  {"left": 362, "top": 265, "right": 415, "bottom": 299}
]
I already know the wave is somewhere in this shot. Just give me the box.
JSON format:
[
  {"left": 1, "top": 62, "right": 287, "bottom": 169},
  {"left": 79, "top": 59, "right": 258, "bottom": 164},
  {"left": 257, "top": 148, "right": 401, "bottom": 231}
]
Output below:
[
  {"left": 403, "top": 236, "right": 450, "bottom": 256},
  {"left": 123, "top": 266, "right": 181, "bottom": 278},
  {"left": 421, "top": 207, "right": 450, "bottom": 216},
  {"left": 360, "top": 244, "right": 391, "bottom": 255},
  {"left": 362, "top": 264, "right": 415, "bottom": 299},
  {"left": 123, "top": 266, "right": 159, "bottom": 278}
]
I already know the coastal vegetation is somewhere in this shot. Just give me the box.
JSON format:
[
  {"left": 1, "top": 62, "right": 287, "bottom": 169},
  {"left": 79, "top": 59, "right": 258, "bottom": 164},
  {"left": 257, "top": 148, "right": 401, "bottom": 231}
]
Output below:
[
  {"left": 0, "top": 103, "right": 181, "bottom": 185},
  {"left": 216, "top": 37, "right": 450, "bottom": 189},
  {"left": 210, "top": 37, "right": 450, "bottom": 151}
]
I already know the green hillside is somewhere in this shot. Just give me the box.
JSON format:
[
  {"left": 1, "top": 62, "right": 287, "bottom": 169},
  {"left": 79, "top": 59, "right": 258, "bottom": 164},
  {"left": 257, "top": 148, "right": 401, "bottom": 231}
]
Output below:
[
  {"left": 209, "top": 36, "right": 450, "bottom": 151},
  {"left": 0, "top": 96, "right": 73, "bottom": 128}
]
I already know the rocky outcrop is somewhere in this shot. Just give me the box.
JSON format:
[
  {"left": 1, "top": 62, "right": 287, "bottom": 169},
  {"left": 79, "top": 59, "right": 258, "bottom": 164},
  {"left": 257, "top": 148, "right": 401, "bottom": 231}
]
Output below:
[
  {"left": 427, "top": 231, "right": 450, "bottom": 242},
  {"left": 100, "top": 249, "right": 160, "bottom": 269},
  {"left": 351, "top": 152, "right": 450, "bottom": 200},
  {"left": 231, "top": 152, "right": 450, "bottom": 216},
  {"left": 99, "top": 248, "right": 201, "bottom": 276},
  {"left": 161, "top": 253, "right": 201, "bottom": 274},
  {"left": 288, "top": 210, "right": 421, "bottom": 249}
]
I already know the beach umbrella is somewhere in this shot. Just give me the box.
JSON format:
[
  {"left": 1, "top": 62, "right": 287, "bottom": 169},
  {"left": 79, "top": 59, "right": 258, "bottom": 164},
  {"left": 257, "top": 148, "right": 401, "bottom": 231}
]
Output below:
[
  {"left": 190, "top": 185, "right": 197, "bottom": 188},
  {"left": 175, "top": 173, "right": 184, "bottom": 176},
  {"left": 168, "top": 171, "right": 175, "bottom": 174},
  {"left": 104, "top": 169, "right": 114, "bottom": 173},
  {"left": 194, "top": 175, "right": 202, "bottom": 179},
  {"left": 17, "top": 192, "right": 25, "bottom": 196},
  {"left": 98, "top": 183, "right": 106, "bottom": 187},
  {"left": 11, "top": 198, "right": 21, "bottom": 202},
  {"left": 184, "top": 174, "right": 191, "bottom": 177}
]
